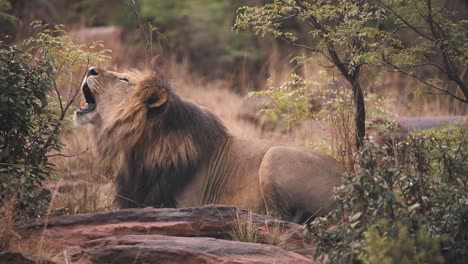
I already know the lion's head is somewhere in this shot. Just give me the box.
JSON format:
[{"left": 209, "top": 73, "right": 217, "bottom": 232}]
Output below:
[
  {"left": 77, "top": 68, "right": 230, "bottom": 208},
  {"left": 73, "top": 67, "right": 137, "bottom": 127}
]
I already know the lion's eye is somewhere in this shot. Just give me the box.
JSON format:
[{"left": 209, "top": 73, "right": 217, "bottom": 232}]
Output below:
[{"left": 119, "top": 77, "right": 129, "bottom": 82}]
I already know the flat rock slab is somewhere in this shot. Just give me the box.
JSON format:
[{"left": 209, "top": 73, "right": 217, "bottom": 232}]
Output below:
[
  {"left": 0, "top": 251, "right": 54, "bottom": 264},
  {"left": 16, "top": 205, "right": 315, "bottom": 263},
  {"left": 69, "top": 235, "right": 314, "bottom": 264}
]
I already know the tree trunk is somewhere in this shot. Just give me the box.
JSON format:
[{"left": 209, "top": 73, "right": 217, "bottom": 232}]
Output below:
[{"left": 351, "top": 78, "right": 366, "bottom": 149}]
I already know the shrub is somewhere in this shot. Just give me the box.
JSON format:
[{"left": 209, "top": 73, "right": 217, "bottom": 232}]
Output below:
[
  {"left": 311, "top": 126, "right": 468, "bottom": 263},
  {"left": 0, "top": 41, "right": 57, "bottom": 217},
  {"left": 359, "top": 221, "right": 444, "bottom": 264},
  {"left": 0, "top": 23, "right": 110, "bottom": 218}
]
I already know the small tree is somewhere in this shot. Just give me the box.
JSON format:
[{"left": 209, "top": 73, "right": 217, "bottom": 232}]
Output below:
[
  {"left": 376, "top": 0, "right": 468, "bottom": 104},
  {"left": 235, "top": 0, "right": 467, "bottom": 147},
  {"left": 236, "top": 0, "right": 392, "bottom": 148}
]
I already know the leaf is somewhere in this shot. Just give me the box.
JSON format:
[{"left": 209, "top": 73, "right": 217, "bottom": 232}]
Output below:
[
  {"left": 408, "top": 203, "right": 420, "bottom": 212},
  {"left": 350, "top": 212, "right": 362, "bottom": 222}
]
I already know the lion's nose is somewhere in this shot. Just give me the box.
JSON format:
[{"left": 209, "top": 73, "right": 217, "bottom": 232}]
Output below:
[{"left": 87, "top": 67, "right": 99, "bottom": 76}]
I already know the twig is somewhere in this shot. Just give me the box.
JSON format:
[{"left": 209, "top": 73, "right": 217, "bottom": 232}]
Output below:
[
  {"left": 128, "top": 0, "right": 152, "bottom": 58},
  {"left": 383, "top": 55, "right": 467, "bottom": 103},
  {"left": 395, "top": 61, "right": 447, "bottom": 74},
  {"left": 52, "top": 77, "right": 64, "bottom": 115},
  {"left": 46, "top": 147, "right": 90, "bottom": 158},
  {"left": 375, "top": 0, "right": 434, "bottom": 41}
]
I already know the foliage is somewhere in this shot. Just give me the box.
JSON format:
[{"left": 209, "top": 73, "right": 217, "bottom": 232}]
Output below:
[
  {"left": 0, "top": 41, "right": 56, "bottom": 217},
  {"left": 310, "top": 126, "right": 468, "bottom": 263},
  {"left": 235, "top": 0, "right": 387, "bottom": 69},
  {"left": 237, "top": 0, "right": 467, "bottom": 145},
  {"left": 377, "top": 0, "right": 468, "bottom": 103},
  {"left": 0, "top": 23, "right": 110, "bottom": 218},
  {"left": 0, "top": 0, "right": 17, "bottom": 37},
  {"left": 359, "top": 221, "right": 444, "bottom": 264},
  {"left": 25, "top": 22, "right": 111, "bottom": 128},
  {"left": 25, "top": 22, "right": 111, "bottom": 87},
  {"left": 236, "top": 0, "right": 395, "bottom": 147},
  {"left": 249, "top": 72, "right": 394, "bottom": 163},
  {"left": 248, "top": 73, "right": 315, "bottom": 131}
]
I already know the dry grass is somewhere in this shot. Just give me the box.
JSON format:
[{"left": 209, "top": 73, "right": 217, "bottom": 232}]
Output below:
[
  {"left": 228, "top": 210, "right": 260, "bottom": 244},
  {"left": 262, "top": 220, "right": 288, "bottom": 247},
  {"left": 227, "top": 210, "right": 301, "bottom": 249},
  {"left": 50, "top": 182, "right": 116, "bottom": 215},
  {"left": 9, "top": 237, "right": 67, "bottom": 263},
  {"left": 0, "top": 195, "right": 19, "bottom": 250}
]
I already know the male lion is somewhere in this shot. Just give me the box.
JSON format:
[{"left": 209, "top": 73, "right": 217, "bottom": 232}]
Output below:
[{"left": 74, "top": 67, "right": 342, "bottom": 223}]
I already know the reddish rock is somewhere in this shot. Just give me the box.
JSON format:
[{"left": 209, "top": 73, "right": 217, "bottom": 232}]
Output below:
[
  {"left": 17, "top": 206, "right": 315, "bottom": 262},
  {"left": 0, "top": 251, "right": 54, "bottom": 264},
  {"left": 68, "top": 235, "right": 315, "bottom": 264}
]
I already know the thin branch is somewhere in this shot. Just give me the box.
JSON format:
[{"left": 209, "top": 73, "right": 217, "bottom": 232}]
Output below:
[
  {"left": 280, "top": 37, "right": 334, "bottom": 62},
  {"left": 388, "top": 25, "right": 430, "bottom": 36},
  {"left": 396, "top": 61, "right": 447, "bottom": 74},
  {"left": 291, "top": 0, "right": 351, "bottom": 78},
  {"left": 383, "top": 56, "right": 467, "bottom": 103},
  {"left": 63, "top": 59, "right": 90, "bottom": 116},
  {"left": 128, "top": 0, "right": 152, "bottom": 58},
  {"left": 375, "top": 0, "right": 434, "bottom": 41},
  {"left": 425, "top": 0, "right": 468, "bottom": 100},
  {"left": 271, "top": 10, "right": 299, "bottom": 23},
  {"left": 46, "top": 147, "right": 90, "bottom": 158},
  {"left": 51, "top": 77, "right": 64, "bottom": 116},
  {"left": 39, "top": 59, "right": 90, "bottom": 158}
]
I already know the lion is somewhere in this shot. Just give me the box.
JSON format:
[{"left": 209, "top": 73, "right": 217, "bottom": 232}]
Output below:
[{"left": 74, "top": 67, "right": 343, "bottom": 223}]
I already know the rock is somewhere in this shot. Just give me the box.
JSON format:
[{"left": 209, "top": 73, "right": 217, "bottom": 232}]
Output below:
[
  {"left": 367, "top": 116, "right": 467, "bottom": 145},
  {"left": 68, "top": 235, "right": 315, "bottom": 264},
  {"left": 0, "top": 251, "right": 54, "bottom": 264},
  {"left": 17, "top": 206, "right": 315, "bottom": 262}
]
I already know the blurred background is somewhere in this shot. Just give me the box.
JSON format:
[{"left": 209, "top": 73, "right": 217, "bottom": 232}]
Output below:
[{"left": 2, "top": 0, "right": 466, "bottom": 117}]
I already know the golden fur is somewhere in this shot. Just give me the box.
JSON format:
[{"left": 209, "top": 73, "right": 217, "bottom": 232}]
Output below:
[{"left": 98, "top": 72, "right": 229, "bottom": 207}]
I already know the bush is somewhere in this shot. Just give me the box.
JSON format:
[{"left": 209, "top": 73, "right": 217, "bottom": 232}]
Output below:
[
  {"left": 0, "top": 41, "right": 57, "bottom": 217},
  {"left": 311, "top": 126, "right": 468, "bottom": 263},
  {"left": 0, "top": 23, "right": 110, "bottom": 218},
  {"left": 359, "top": 221, "right": 444, "bottom": 264}
]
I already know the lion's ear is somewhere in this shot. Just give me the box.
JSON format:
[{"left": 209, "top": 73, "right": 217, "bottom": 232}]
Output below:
[{"left": 147, "top": 90, "right": 168, "bottom": 109}]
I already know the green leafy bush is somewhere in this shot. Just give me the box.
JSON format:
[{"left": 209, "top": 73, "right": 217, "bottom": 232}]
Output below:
[
  {"left": 0, "top": 23, "right": 110, "bottom": 218},
  {"left": 311, "top": 126, "right": 468, "bottom": 263},
  {"left": 359, "top": 221, "right": 444, "bottom": 264},
  {"left": 0, "top": 41, "right": 56, "bottom": 217}
]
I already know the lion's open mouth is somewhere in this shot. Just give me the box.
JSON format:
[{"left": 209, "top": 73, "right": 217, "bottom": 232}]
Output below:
[{"left": 76, "top": 81, "right": 96, "bottom": 115}]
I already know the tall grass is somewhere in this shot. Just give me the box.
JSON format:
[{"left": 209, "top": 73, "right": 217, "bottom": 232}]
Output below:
[
  {"left": 228, "top": 210, "right": 260, "bottom": 244},
  {"left": 0, "top": 195, "right": 18, "bottom": 250}
]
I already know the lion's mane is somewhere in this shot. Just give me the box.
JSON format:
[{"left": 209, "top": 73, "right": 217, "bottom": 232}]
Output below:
[{"left": 98, "top": 72, "right": 230, "bottom": 208}]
